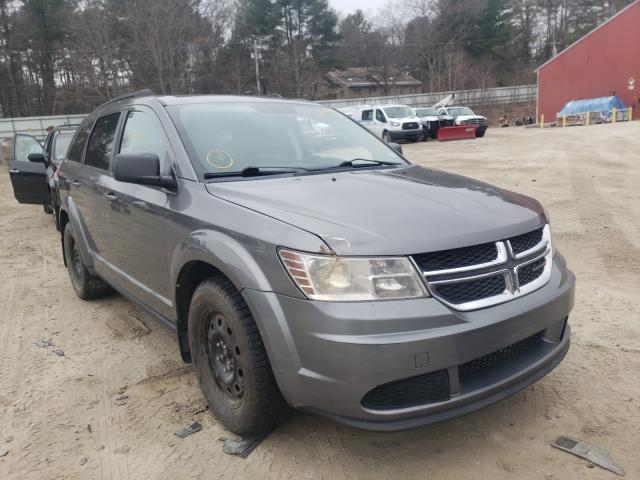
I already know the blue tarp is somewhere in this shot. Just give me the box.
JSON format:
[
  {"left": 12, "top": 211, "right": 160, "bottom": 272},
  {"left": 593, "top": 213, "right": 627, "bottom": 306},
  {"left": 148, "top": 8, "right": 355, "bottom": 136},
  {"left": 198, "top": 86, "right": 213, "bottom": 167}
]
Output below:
[{"left": 558, "top": 96, "right": 625, "bottom": 118}]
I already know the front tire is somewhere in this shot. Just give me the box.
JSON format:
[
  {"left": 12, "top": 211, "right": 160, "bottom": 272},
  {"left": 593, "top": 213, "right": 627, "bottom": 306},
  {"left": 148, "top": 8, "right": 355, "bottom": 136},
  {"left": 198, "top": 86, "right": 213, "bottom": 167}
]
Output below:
[
  {"left": 476, "top": 129, "right": 486, "bottom": 138},
  {"left": 188, "top": 277, "right": 289, "bottom": 436},
  {"left": 43, "top": 204, "right": 53, "bottom": 214},
  {"left": 63, "top": 224, "right": 110, "bottom": 300}
]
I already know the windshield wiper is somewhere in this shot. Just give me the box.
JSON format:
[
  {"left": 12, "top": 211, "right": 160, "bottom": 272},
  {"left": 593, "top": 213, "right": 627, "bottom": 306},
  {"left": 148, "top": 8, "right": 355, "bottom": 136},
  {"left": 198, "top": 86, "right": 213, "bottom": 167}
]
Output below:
[
  {"left": 204, "top": 166, "right": 308, "bottom": 179},
  {"left": 328, "top": 158, "right": 402, "bottom": 169}
]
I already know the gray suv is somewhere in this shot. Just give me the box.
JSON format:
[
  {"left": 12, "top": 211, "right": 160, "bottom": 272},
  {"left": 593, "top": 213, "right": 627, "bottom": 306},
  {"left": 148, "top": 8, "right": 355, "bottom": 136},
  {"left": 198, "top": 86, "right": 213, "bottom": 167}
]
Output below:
[{"left": 52, "top": 91, "right": 574, "bottom": 435}]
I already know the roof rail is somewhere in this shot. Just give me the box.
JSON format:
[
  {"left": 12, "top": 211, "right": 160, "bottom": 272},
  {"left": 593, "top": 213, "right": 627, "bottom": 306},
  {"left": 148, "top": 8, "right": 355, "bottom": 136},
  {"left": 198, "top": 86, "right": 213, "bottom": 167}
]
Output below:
[{"left": 96, "top": 89, "right": 154, "bottom": 110}]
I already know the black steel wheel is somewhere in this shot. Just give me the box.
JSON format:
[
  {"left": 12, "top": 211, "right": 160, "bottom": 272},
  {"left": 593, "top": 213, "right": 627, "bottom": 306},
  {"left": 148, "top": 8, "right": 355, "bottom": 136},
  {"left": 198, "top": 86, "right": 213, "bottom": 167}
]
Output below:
[
  {"left": 188, "top": 276, "right": 289, "bottom": 436},
  {"left": 205, "top": 312, "right": 245, "bottom": 405}
]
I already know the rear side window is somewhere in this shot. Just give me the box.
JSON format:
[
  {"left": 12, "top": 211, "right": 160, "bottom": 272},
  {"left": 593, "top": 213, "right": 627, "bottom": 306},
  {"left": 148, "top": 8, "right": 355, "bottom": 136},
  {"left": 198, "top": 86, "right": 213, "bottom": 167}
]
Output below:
[
  {"left": 361, "top": 110, "right": 373, "bottom": 121},
  {"left": 85, "top": 114, "right": 120, "bottom": 170},
  {"left": 119, "top": 110, "right": 172, "bottom": 176},
  {"left": 67, "top": 120, "right": 93, "bottom": 163}
]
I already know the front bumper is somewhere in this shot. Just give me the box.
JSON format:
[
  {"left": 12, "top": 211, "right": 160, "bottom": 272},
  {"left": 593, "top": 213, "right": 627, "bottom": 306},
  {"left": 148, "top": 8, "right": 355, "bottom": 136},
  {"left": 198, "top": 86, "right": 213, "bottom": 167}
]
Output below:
[
  {"left": 243, "top": 253, "right": 575, "bottom": 431},
  {"left": 389, "top": 129, "right": 423, "bottom": 142}
]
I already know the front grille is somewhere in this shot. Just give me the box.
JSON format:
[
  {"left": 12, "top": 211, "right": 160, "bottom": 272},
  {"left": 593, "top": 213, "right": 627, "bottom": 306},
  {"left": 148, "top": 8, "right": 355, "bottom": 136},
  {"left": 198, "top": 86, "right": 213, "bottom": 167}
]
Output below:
[
  {"left": 362, "top": 370, "right": 450, "bottom": 410},
  {"left": 459, "top": 332, "right": 543, "bottom": 380},
  {"left": 402, "top": 122, "right": 419, "bottom": 130},
  {"left": 434, "top": 274, "right": 506, "bottom": 304},
  {"left": 412, "top": 225, "right": 550, "bottom": 310},
  {"left": 413, "top": 242, "right": 497, "bottom": 272},
  {"left": 509, "top": 228, "right": 543, "bottom": 255},
  {"left": 467, "top": 118, "right": 486, "bottom": 125},
  {"left": 518, "top": 257, "right": 546, "bottom": 286}
]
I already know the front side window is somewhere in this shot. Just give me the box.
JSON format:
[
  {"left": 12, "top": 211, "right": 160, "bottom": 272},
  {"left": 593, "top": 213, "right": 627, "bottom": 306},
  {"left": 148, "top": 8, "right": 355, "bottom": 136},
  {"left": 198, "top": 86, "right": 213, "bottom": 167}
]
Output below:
[
  {"left": 13, "top": 135, "right": 44, "bottom": 162},
  {"left": 119, "top": 110, "right": 172, "bottom": 176},
  {"left": 168, "top": 102, "right": 406, "bottom": 178},
  {"left": 375, "top": 109, "right": 386, "bottom": 122},
  {"left": 85, "top": 114, "right": 120, "bottom": 170}
]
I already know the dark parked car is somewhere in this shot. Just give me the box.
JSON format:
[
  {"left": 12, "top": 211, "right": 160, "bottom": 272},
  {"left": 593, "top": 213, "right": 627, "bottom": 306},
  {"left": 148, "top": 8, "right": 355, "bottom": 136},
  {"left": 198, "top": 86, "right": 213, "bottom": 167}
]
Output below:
[
  {"left": 9, "top": 91, "right": 575, "bottom": 436},
  {"left": 8, "top": 125, "right": 76, "bottom": 227}
]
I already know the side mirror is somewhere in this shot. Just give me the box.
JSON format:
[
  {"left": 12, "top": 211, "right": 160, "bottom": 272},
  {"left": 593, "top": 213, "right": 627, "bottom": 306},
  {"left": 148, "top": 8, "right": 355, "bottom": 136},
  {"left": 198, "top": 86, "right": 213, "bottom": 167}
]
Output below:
[
  {"left": 28, "top": 153, "right": 47, "bottom": 164},
  {"left": 113, "top": 153, "right": 177, "bottom": 190},
  {"left": 388, "top": 142, "right": 403, "bottom": 155}
]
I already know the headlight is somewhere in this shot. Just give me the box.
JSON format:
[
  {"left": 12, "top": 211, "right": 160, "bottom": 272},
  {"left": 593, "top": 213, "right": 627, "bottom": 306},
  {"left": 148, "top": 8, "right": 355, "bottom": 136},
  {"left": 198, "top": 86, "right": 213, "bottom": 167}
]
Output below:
[
  {"left": 279, "top": 249, "right": 427, "bottom": 301},
  {"left": 459, "top": 119, "right": 469, "bottom": 125},
  {"left": 389, "top": 121, "right": 401, "bottom": 127}
]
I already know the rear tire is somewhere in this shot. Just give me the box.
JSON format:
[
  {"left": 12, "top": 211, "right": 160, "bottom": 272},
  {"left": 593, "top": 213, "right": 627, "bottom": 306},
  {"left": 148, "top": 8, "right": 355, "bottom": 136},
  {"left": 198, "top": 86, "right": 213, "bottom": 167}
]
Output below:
[
  {"left": 188, "top": 277, "right": 289, "bottom": 436},
  {"left": 63, "top": 224, "right": 110, "bottom": 300},
  {"left": 43, "top": 204, "right": 53, "bottom": 214}
]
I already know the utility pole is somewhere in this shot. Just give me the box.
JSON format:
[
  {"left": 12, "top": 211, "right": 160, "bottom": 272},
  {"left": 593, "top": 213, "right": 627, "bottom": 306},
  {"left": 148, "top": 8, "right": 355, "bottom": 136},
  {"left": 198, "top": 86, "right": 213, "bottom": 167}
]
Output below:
[{"left": 254, "top": 40, "right": 261, "bottom": 96}]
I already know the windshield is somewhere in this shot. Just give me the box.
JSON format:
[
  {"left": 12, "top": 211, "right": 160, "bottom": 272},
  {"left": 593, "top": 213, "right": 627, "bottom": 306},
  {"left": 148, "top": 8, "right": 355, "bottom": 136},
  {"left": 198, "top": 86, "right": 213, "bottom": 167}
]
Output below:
[
  {"left": 415, "top": 108, "right": 439, "bottom": 117},
  {"left": 53, "top": 131, "right": 75, "bottom": 163},
  {"left": 448, "top": 107, "right": 475, "bottom": 116},
  {"left": 168, "top": 102, "right": 406, "bottom": 178},
  {"left": 382, "top": 106, "right": 414, "bottom": 119}
]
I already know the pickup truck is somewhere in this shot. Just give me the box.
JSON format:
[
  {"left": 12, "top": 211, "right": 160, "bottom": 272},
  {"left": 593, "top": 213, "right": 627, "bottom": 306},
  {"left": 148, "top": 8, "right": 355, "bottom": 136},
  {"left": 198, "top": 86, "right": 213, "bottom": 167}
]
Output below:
[{"left": 438, "top": 106, "right": 488, "bottom": 137}]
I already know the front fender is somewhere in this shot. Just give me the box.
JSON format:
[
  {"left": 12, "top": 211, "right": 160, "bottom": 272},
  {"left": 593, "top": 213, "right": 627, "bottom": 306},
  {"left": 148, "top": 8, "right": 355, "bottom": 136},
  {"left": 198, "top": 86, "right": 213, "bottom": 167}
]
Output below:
[{"left": 169, "top": 229, "right": 296, "bottom": 298}]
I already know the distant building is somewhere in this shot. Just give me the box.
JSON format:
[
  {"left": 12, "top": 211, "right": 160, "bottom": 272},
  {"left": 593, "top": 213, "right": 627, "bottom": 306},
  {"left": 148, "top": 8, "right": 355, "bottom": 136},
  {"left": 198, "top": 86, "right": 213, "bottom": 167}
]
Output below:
[
  {"left": 321, "top": 67, "right": 423, "bottom": 99},
  {"left": 536, "top": 0, "right": 640, "bottom": 122}
]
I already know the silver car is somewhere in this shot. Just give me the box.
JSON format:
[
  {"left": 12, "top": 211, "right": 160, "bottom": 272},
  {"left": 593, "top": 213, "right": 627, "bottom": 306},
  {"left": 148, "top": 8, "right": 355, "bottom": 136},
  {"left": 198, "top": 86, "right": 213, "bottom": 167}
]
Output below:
[{"left": 17, "top": 91, "right": 575, "bottom": 435}]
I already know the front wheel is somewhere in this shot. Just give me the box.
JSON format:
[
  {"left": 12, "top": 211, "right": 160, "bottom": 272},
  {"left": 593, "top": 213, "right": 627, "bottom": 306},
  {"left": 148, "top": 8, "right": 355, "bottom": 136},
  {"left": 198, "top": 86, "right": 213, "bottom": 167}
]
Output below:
[
  {"left": 188, "top": 277, "right": 289, "bottom": 436},
  {"left": 43, "top": 204, "right": 53, "bottom": 214},
  {"left": 476, "top": 129, "right": 486, "bottom": 138}
]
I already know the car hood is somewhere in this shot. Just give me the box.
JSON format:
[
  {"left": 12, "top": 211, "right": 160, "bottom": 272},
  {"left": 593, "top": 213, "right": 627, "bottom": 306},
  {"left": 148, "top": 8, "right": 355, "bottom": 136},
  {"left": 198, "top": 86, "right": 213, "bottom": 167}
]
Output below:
[
  {"left": 205, "top": 165, "right": 545, "bottom": 256},
  {"left": 455, "top": 115, "right": 487, "bottom": 122}
]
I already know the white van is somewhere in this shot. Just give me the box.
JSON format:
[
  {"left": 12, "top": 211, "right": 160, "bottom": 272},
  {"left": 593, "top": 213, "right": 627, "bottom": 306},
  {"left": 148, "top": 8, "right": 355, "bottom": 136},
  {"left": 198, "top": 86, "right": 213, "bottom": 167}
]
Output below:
[{"left": 341, "top": 104, "right": 423, "bottom": 142}]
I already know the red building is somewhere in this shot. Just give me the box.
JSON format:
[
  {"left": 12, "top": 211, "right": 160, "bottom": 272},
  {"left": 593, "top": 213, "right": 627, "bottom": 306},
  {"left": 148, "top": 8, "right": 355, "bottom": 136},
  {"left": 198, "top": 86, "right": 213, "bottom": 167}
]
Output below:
[{"left": 536, "top": 0, "right": 640, "bottom": 122}]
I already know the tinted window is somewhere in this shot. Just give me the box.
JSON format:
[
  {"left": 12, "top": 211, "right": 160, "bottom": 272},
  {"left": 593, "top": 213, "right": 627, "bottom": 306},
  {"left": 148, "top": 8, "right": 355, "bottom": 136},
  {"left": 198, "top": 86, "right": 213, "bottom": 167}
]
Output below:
[
  {"left": 13, "top": 135, "right": 44, "bottom": 162},
  {"left": 119, "top": 110, "right": 172, "bottom": 176},
  {"left": 67, "top": 120, "right": 94, "bottom": 163},
  {"left": 375, "top": 109, "right": 386, "bottom": 122},
  {"left": 85, "top": 114, "right": 120, "bottom": 170},
  {"left": 361, "top": 110, "right": 373, "bottom": 121}
]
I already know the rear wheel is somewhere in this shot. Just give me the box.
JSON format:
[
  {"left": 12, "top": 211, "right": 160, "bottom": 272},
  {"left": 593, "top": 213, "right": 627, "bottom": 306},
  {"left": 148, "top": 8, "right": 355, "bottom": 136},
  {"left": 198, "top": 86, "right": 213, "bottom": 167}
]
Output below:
[
  {"left": 188, "top": 277, "right": 289, "bottom": 436},
  {"left": 43, "top": 204, "right": 53, "bottom": 214},
  {"left": 63, "top": 224, "right": 110, "bottom": 300}
]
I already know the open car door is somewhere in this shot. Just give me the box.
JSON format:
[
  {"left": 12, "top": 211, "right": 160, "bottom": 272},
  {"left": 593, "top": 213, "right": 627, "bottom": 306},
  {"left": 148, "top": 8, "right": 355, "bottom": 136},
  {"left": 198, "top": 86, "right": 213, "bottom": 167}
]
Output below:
[{"left": 8, "top": 134, "right": 50, "bottom": 205}]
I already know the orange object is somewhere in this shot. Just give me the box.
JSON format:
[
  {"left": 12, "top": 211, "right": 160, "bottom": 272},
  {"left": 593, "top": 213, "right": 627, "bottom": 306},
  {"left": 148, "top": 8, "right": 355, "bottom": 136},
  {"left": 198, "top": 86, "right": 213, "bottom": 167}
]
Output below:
[{"left": 437, "top": 126, "right": 478, "bottom": 141}]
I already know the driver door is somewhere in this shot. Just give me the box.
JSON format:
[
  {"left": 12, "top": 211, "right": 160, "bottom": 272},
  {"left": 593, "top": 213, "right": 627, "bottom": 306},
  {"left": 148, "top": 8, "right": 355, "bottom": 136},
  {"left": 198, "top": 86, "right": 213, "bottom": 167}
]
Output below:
[{"left": 8, "top": 134, "right": 50, "bottom": 205}]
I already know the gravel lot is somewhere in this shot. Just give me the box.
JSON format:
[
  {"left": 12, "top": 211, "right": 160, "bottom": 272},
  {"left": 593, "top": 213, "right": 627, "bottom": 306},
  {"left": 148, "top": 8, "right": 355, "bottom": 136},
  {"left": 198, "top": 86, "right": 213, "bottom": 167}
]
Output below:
[{"left": 0, "top": 123, "right": 639, "bottom": 479}]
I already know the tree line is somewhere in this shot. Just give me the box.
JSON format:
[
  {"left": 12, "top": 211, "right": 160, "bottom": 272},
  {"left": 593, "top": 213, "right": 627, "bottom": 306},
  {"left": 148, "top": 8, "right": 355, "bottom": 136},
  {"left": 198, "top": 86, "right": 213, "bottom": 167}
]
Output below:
[{"left": 0, "top": 0, "right": 633, "bottom": 117}]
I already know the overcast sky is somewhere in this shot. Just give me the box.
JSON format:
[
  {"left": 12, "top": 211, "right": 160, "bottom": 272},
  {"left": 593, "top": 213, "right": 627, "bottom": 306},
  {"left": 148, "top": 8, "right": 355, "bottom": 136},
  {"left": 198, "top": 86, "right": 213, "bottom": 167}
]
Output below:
[{"left": 328, "top": 0, "right": 388, "bottom": 17}]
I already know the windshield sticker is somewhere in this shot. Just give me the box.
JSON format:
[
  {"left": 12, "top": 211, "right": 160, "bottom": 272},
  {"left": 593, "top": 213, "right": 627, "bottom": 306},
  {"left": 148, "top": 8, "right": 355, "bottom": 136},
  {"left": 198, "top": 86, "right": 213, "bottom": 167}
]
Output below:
[{"left": 206, "top": 149, "right": 234, "bottom": 169}]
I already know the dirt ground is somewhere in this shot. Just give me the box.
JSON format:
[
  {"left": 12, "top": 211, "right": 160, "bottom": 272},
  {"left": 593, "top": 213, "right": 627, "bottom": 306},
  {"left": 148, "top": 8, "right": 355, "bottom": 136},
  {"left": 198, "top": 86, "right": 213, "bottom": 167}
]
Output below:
[{"left": 0, "top": 123, "right": 639, "bottom": 480}]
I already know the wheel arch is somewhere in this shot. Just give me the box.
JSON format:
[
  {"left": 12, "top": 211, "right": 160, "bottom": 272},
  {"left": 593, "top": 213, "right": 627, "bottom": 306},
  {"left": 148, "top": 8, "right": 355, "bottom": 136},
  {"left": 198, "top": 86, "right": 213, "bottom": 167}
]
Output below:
[
  {"left": 59, "top": 209, "right": 70, "bottom": 266},
  {"left": 170, "top": 230, "right": 276, "bottom": 363}
]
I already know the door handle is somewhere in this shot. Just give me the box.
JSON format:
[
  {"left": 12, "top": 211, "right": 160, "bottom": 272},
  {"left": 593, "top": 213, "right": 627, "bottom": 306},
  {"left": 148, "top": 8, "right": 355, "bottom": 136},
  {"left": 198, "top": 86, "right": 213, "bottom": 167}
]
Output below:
[
  {"left": 70, "top": 180, "right": 81, "bottom": 187},
  {"left": 9, "top": 169, "right": 19, "bottom": 174},
  {"left": 104, "top": 192, "right": 117, "bottom": 201}
]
